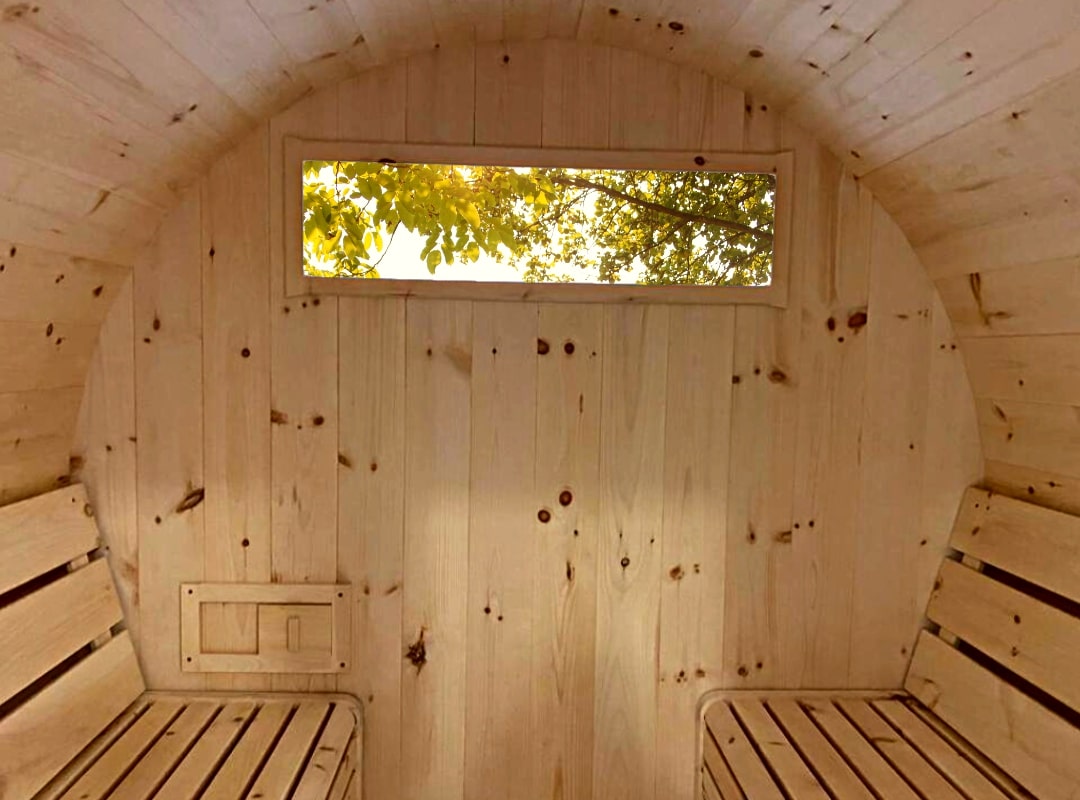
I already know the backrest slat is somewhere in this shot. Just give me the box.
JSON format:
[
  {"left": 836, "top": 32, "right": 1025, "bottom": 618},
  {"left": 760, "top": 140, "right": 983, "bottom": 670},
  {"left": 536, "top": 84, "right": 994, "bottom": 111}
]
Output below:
[
  {"left": 0, "top": 632, "right": 145, "bottom": 800},
  {"left": 908, "top": 487, "right": 1080, "bottom": 800},
  {"left": 0, "top": 558, "right": 124, "bottom": 706},
  {"left": 0, "top": 485, "right": 99, "bottom": 595},
  {"left": 927, "top": 559, "right": 1080, "bottom": 714},
  {"left": 906, "top": 631, "right": 1080, "bottom": 800},
  {"left": 950, "top": 487, "right": 1080, "bottom": 603}
]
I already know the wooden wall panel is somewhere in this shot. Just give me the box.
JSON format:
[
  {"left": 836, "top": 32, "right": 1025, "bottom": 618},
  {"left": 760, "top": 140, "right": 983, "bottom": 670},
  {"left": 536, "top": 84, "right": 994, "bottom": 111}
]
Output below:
[
  {"left": 133, "top": 188, "right": 206, "bottom": 690},
  {"left": 401, "top": 299, "right": 473, "bottom": 800},
  {"left": 850, "top": 206, "right": 934, "bottom": 687},
  {"left": 464, "top": 303, "right": 539, "bottom": 800},
  {"left": 72, "top": 276, "right": 138, "bottom": 641},
  {"left": 337, "top": 297, "right": 407, "bottom": 799},
  {"left": 75, "top": 41, "right": 980, "bottom": 800},
  {"left": 530, "top": 304, "right": 603, "bottom": 800},
  {"left": 200, "top": 127, "right": 273, "bottom": 692},
  {"left": 592, "top": 305, "right": 669, "bottom": 800}
]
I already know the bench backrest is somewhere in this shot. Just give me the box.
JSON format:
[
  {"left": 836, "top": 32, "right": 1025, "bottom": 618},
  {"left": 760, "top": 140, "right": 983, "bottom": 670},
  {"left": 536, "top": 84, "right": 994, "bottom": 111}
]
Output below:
[
  {"left": 907, "top": 487, "right": 1080, "bottom": 800},
  {"left": 0, "top": 485, "right": 144, "bottom": 800}
]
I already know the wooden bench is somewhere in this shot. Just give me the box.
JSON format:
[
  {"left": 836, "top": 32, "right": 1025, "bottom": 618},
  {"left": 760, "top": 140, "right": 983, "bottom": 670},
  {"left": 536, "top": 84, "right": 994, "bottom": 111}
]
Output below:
[
  {"left": 700, "top": 487, "right": 1080, "bottom": 800},
  {"left": 0, "top": 486, "right": 361, "bottom": 800}
]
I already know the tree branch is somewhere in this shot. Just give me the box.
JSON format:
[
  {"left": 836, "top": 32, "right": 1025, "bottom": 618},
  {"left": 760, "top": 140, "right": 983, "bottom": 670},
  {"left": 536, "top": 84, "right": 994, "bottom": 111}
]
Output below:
[{"left": 547, "top": 174, "right": 773, "bottom": 243}]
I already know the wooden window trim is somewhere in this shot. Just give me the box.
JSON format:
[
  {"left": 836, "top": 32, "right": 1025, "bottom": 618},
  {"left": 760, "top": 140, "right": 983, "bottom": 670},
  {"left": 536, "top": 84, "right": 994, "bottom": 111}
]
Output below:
[{"left": 278, "top": 137, "right": 793, "bottom": 307}]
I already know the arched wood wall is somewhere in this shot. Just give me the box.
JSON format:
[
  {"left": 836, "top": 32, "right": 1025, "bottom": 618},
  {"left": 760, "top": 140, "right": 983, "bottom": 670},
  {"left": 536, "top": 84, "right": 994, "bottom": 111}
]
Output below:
[
  {"left": 872, "top": 67, "right": 1080, "bottom": 518},
  {"left": 0, "top": 244, "right": 128, "bottom": 505},
  {"left": 74, "top": 41, "right": 980, "bottom": 800}
]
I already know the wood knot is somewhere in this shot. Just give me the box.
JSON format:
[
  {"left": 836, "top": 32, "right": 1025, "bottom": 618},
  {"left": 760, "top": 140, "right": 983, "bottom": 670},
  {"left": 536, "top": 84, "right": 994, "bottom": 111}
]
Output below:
[
  {"left": 537, "top": 338, "right": 550, "bottom": 355},
  {"left": 175, "top": 487, "right": 205, "bottom": 514},
  {"left": 558, "top": 490, "right": 573, "bottom": 506},
  {"left": 538, "top": 508, "right": 551, "bottom": 523},
  {"left": 767, "top": 368, "right": 788, "bottom": 384},
  {"left": 405, "top": 629, "right": 427, "bottom": 672},
  {"left": 563, "top": 340, "right": 575, "bottom": 355},
  {"left": 748, "top": 48, "right": 764, "bottom": 58},
  {"left": 669, "top": 565, "right": 684, "bottom": 580},
  {"left": 620, "top": 556, "right": 630, "bottom": 569},
  {"left": 2, "top": 3, "right": 34, "bottom": 21},
  {"left": 847, "top": 310, "right": 868, "bottom": 331},
  {"left": 694, "top": 155, "right": 706, "bottom": 166}
]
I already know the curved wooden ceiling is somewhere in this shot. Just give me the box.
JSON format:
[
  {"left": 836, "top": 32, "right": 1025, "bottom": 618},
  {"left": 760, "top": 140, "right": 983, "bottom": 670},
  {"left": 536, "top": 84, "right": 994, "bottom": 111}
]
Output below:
[
  {"left": 2, "top": 0, "right": 1080, "bottom": 507},
  {"left": 0, "top": 0, "right": 1076, "bottom": 263}
]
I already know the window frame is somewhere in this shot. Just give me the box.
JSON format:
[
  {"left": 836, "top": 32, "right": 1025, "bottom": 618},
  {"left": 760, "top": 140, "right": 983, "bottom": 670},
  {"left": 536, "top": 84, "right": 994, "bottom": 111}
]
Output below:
[{"left": 281, "top": 137, "right": 793, "bottom": 306}]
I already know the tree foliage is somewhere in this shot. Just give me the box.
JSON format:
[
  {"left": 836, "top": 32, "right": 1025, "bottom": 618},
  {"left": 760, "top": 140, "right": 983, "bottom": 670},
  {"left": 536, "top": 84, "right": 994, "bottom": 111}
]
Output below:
[{"left": 303, "top": 160, "right": 775, "bottom": 285}]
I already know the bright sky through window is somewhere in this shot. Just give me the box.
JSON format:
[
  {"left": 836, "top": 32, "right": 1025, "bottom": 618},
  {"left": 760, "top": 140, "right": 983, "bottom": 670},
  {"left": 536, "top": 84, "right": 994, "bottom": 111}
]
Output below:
[{"left": 302, "top": 160, "right": 775, "bottom": 287}]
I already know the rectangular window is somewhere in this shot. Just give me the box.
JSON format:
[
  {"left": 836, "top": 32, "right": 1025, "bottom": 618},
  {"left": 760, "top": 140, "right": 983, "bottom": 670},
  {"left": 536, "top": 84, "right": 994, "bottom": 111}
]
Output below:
[{"left": 283, "top": 141, "right": 791, "bottom": 305}]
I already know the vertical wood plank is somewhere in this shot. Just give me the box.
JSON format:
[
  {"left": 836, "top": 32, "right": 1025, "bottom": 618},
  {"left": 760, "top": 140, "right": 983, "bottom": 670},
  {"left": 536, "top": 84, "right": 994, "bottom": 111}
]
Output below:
[
  {"left": 917, "top": 293, "right": 981, "bottom": 617},
  {"left": 531, "top": 304, "right": 603, "bottom": 800},
  {"left": 338, "top": 62, "right": 408, "bottom": 141},
  {"left": 406, "top": 47, "right": 476, "bottom": 145},
  {"left": 592, "top": 305, "right": 669, "bottom": 800},
  {"left": 609, "top": 50, "right": 708, "bottom": 150},
  {"left": 541, "top": 40, "right": 611, "bottom": 150},
  {"left": 722, "top": 104, "right": 799, "bottom": 689},
  {"left": 269, "top": 88, "right": 341, "bottom": 693},
  {"left": 788, "top": 145, "right": 869, "bottom": 687},
  {"left": 201, "top": 126, "right": 273, "bottom": 692},
  {"left": 134, "top": 188, "right": 205, "bottom": 690},
  {"left": 850, "top": 206, "right": 934, "bottom": 687},
  {"left": 338, "top": 297, "right": 406, "bottom": 800},
  {"left": 73, "top": 275, "right": 138, "bottom": 644},
  {"left": 655, "top": 306, "right": 735, "bottom": 800},
  {"left": 401, "top": 298, "right": 472, "bottom": 800},
  {"left": 474, "top": 42, "right": 546, "bottom": 147},
  {"left": 464, "top": 302, "right": 538, "bottom": 800}
]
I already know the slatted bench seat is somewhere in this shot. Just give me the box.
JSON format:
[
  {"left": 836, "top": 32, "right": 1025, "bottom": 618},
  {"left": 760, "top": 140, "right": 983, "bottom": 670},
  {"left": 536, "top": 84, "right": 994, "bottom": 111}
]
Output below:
[
  {"left": 700, "top": 487, "right": 1080, "bottom": 800},
  {"left": 0, "top": 486, "right": 361, "bottom": 800}
]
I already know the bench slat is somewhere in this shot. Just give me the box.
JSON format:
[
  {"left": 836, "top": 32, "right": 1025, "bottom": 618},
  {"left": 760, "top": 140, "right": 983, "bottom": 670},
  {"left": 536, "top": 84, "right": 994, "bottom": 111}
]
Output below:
[
  {"left": 202, "top": 702, "right": 293, "bottom": 800},
  {"left": 325, "top": 735, "right": 359, "bottom": 800},
  {"left": 928, "top": 559, "right": 1080, "bottom": 713},
  {"left": 34, "top": 701, "right": 150, "bottom": 800},
  {"left": 111, "top": 702, "right": 219, "bottom": 799},
  {"left": 293, "top": 704, "right": 356, "bottom": 800},
  {"left": 906, "top": 631, "right": 1080, "bottom": 800},
  {"left": 800, "top": 700, "right": 921, "bottom": 800},
  {"left": 872, "top": 700, "right": 1013, "bottom": 800},
  {"left": 950, "top": 487, "right": 1080, "bottom": 603},
  {"left": 702, "top": 726, "right": 746, "bottom": 800},
  {"left": 0, "top": 633, "right": 144, "bottom": 800},
  {"left": 767, "top": 700, "right": 875, "bottom": 800},
  {"left": 0, "top": 485, "right": 98, "bottom": 594},
  {"left": 155, "top": 702, "right": 258, "bottom": 800},
  {"left": 0, "top": 558, "right": 123, "bottom": 705},
  {"left": 837, "top": 699, "right": 966, "bottom": 800},
  {"left": 60, "top": 699, "right": 184, "bottom": 800},
  {"left": 731, "top": 700, "right": 830, "bottom": 800},
  {"left": 247, "top": 702, "right": 332, "bottom": 800},
  {"left": 705, "top": 701, "right": 784, "bottom": 800}
]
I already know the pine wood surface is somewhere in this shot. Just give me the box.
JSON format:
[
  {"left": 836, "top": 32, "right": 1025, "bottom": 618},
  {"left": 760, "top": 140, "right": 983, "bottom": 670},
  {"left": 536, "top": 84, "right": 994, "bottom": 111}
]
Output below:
[{"left": 75, "top": 42, "right": 981, "bottom": 800}]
